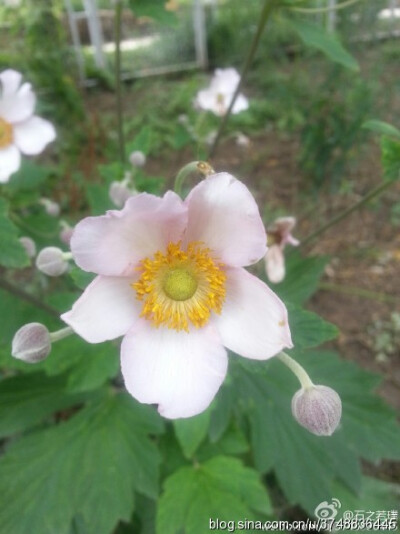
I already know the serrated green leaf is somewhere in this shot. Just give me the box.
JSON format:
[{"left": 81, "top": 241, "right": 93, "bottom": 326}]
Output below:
[
  {"left": 0, "top": 198, "right": 29, "bottom": 268},
  {"left": 0, "top": 372, "right": 96, "bottom": 438},
  {"left": 381, "top": 135, "right": 400, "bottom": 182},
  {"left": 291, "top": 19, "right": 359, "bottom": 71},
  {"left": 174, "top": 409, "right": 211, "bottom": 458},
  {"left": 156, "top": 456, "right": 272, "bottom": 534},
  {"left": 288, "top": 303, "right": 338, "bottom": 349},
  {"left": 272, "top": 251, "right": 328, "bottom": 305},
  {"left": 363, "top": 120, "right": 400, "bottom": 140},
  {"left": 198, "top": 426, "right": 249, "bottom": 462},
  {"left": 0, "top": 394, "right": 163, "bottom": 534}
]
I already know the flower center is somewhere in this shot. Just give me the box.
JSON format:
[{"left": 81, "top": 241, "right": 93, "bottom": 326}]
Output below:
[
  {"left": 163, "top": 268, "right": 198, "bottom": 301},
  {"left": 133, "top": 241, "right": 226, "bottom": 332},
  {"left": 0, "top": 118, "right": 13, "bottom": 148}
]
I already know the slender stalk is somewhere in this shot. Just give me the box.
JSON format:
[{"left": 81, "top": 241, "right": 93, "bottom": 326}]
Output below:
[
  {"left": 300, "top": 180, "right": 394, "bottom": 247},
  {"left": 208, "top": 0, "right": 277, "bottom": 159},
  {"left": 49, "top": 326, "right": 74, "bottom": 343},
  {"left": 319, "top": 282, "right": 398, "bottom": 304},
  {"left": 290, "top": 0, "right": 364, "bottom": 14},
  {"left": 114, "top": 0, "right": 126, "bottom": 164},
  {"left": 174, "top": 161, "right": 215, "bottom": 196},
  {"left": 0, "top": 277, "right": 59, "bottom": 319},
  {"left": 278, "top": 351, "right": 314, "bottom": 389}
]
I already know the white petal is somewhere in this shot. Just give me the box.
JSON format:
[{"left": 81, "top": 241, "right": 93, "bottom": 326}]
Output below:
[
  {"left": 0, "top": 69, "right": 22, "bottom": 96},
  {"left": 213, "top": 267, "right": 293, "bottom": 360},
  {"left": 71, "top": 191, "right": 187, "bottom": 276},
  {"left": 121, "top": 320, "right": 228, "bottom": 419},
  {"left": 0, "top": 82, "right": 36, "bottom": 123},
  {"left": 184, "top": 173, "right": 267, "bottom": 267},
  {"left": 13, "top": 116, "right": 56, "bottom": 155},
  {"left": 195, "top": 88, "right": 223, "bottom": 115},
  {"left": 61, "top": 275, "right": 140, "bottom": 343},
  {"left": 231, "top": 93, "right": 249, "bottom": 114},
  {"left": 0, "top": 145, "right": 21, "bottom": 183},
  {"left": 264, "top": 245, "right": 286, "bottom": 283}
]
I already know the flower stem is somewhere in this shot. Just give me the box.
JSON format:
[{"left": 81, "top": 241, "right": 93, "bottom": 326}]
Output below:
[
  {"left": 0, "top": 277, "right": 59, "bottom": 319},
  {"left": 300, "top": 180, "right": 394, "bottom": 247},
  {"left": 208, "top": 0, "right": 278, "bottom": 159},
  {"left": 277, "top": 351, "right": 314, "bottom": 389},
  {"left": 114, "top": 0, "right": 126, "bottom": 165},
  {"left": 174, "top": 161, "right": 215, "bottom": 196},
  {"left": 49, "top": 326, "right": 74, "bottom": 343}
]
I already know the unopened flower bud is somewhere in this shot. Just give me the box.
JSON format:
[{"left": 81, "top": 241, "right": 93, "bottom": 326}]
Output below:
[
  {"left": 236, "top": 133, "right": 250, "bottom": 148},
  {"left": 129, "top": 150, "right": 146, "bottom": 168},
  {"left": 59, "top": 222, "right": 74, "bottom": 246},
  {"left": 19, "top": 236, "right": 36, "bottom": 258},
  {"left": 12, "top": 322, "right": 51, "bottom": 363},
  {"left": 291, "top": 385, "right": 342, "bottom": 436},
  {"left": 40, "top": 198, "right": 60, "bottom": 217},
  {"left": 36, "top": 247, "right": 69, "bottom": 276},
  {"left": 109, "top": 181, "right": 136, "bottom": 207}
]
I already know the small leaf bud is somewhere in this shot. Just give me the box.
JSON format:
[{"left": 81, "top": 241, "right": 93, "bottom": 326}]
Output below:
[
  {"left": 19, "top": 236, "right": 36, "bottom": 258},
  {"left": 291, "top": 385, "right": 342, "bottom": 436},
  {"left": 129, "top": 150, "right": 146, "bottom": 168},
  {"left": 12, "top": 322, "right": 51, "bottom": 363},
  {"left": 36, "top": 247, "right": 69, "bottom": 277}
]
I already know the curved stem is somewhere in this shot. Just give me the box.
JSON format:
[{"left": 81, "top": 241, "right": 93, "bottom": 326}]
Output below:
[
  {"left": 49, "top": 326, "right": 74, "bottom": 343},
  {"left": 290, "top": 0, "right": 364, "bottom": 14},
  {"left": 174, "top": 161, "right": 214, "bottom": 196},
  {"left": 208, "top": 0, "right": 278, "bottom": 159},
  {"left": 300, "top": 180, "right": 394, "bottom": 247},
  {"left": 114, "top": 0, "right": 126, "bottom": 165},
  {"left": 278, "top": 351, "right": 314, "bottom": 389}
]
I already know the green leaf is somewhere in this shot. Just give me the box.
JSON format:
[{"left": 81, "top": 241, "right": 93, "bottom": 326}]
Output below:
[
  {"left": 230, "top": 350, "right": 400, "bottom": 513},
  {"left": 174, "top": 409, "right": 211, "bottom": 458},
  {"left": 363, "top": 120, "right": 400, "bottom": 140},
  {"left": 127, "top": 125, "right": 153, "bottom": 156},
  {"left": 156, "top": 456, "right": 272, "bottom": 534},
  {"left": 69, "top": 266, "right": 95, "bottom": 290},
  {"left": 197, "top": 426, "right": 249, "bottom": 462},
  {"left": 86, "top": 183, "right": 113, "bottom": 215},
  {"left": 272, "top": 250, "right": 328, "bottom": 305},
  {"left": 291, "top": 19, "right": 359, "bottom": 71},
  {"left": 381, "top": 136, "right": 400, "bottom": 182},
  {"left": 0, "top": 394, "right": 163, "bottom": 534},
  {"left": 0, "top": 198, "right": 29, "bottom": 268},
  {"left": 6, "top": 160, "right": 50, "bottom": 191},
  {"left": 288, "top": 303, "right": 338, "bottom": 349},
  {"left": 0, "top": 372, "right": 95, "bottom": 438}
]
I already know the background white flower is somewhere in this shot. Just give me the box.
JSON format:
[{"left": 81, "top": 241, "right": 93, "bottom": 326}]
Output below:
[
  {"left": 195, "top": 68, "right": 249, "bottom": 116},
  {"left": 0, "top": 69, "right": 56, "bottom": 183}
]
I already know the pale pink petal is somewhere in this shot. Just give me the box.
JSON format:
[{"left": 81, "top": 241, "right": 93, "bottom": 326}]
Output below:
[
  {"left": 195, "top": 89, "right": 223, "bottom": 115},
  {"left": 0, "top": 144, "right": 21, "bottom": 183},
  {"left": 211, "top": 68, "right": 240, "bottom": 93},
  {"left": 71, "top": 191, "right": 187, "bottom": 276},
  {"left": 213, "top": 267, "right": 292, "bottom": 360},
  {"left": 13, "top": 116, "right": 56, "bottom": 155},
  {"left": 121, "top": 320, "right": 228, "bottom": 419},
  {"left": 184, "top": 173, "right": 266, "bottom": 267},
  {"left": 0, "top": 82, "right": 36, "bottom": 123},
  {"left": 264, "top": 244, "right": 286, "bottom": 283},
  {"left": 0, "top": 69, "right": 22, "bottom": 96},
  {"left": 286, "top": 235, "right": 300, "bottom": 247},
  {"left": 61, "top": 275, "right": 140, "bottom": 343},
  {"left": 231, "top": 93, "right": 249, "bottom": 114}
]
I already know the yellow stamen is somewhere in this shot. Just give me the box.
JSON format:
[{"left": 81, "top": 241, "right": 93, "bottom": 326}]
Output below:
[
  {"left": 0, "top": 118, "right": 13, "bottom": 148},
  {"left": 133, "top": 241, "right": 226, "bottom": 332}
]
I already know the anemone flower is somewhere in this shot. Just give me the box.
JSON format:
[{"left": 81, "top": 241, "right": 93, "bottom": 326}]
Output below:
[
  {"left": 264, "top": 216, "right": 299, "bottom": 284},
  {"left": 195, "top": 68, "right": 249, "bottom": 117},
  {"left": 0, "top": 69, "right": 56, "bottom": 183},
  {"left": 62, "top": 173, "right": 292, "bottom": 418}
]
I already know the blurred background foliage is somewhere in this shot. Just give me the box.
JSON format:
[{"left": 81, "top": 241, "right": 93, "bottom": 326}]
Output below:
[{"left": 0, "top": 0, "right": 399, "bottom": 533}]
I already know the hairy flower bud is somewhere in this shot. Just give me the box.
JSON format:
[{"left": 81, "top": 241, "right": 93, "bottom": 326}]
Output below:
[
  {"left": 40, "top": 198, "right": 60, "bottom": 217},
  {"left": 19, "top": 236, "right": 36, "bottom": 258},
  {"left": 129, "top": 150, "right": 146, "bottom": 168},
  {"left": 12, "top": 322, "right": 51, "bottom": 363},
  {"left": 109, "top": 181, "right": 134, "bottom": 208},
  {"left": 36, "top": 246, "right": 69, "bottom": 276},
  {"left": 59, "top": 223, "right": 74, "bottom": 246},
  {"left": 291, "top": 385, "right": 342, "bottom": 436}
]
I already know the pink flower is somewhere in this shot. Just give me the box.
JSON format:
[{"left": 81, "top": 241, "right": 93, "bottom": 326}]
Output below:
[
  {"left": 195, "top": 68, "right": 249, "bottom": 117},
  {"left": 61, "top": 173, "right": 292, "bottom": 418},
  {"left": 0, "top": 70, "right": 56, "bottom": 183},
  {"left": 264, "top": 217, "right": 299, "bottom": 284}
]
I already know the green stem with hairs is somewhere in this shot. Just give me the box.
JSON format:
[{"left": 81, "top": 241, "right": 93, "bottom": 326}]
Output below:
[
  {"left": 49, "top": 326, "right": 74, "bottom": 343},
  {"left": 300, "top": 180, "right": 394, "bottom": 247},
  {"left": 114, "top": 0, "right": 126, "bottom": 165},
  {"left": 278, "top": 351, "right": 314, "bottom": 389},
  {"left": 208, "top": 0, "right": 278, "bottom": 159},
  {"left": 174, "top": 161, "right": 215, "bottom": 197}
]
